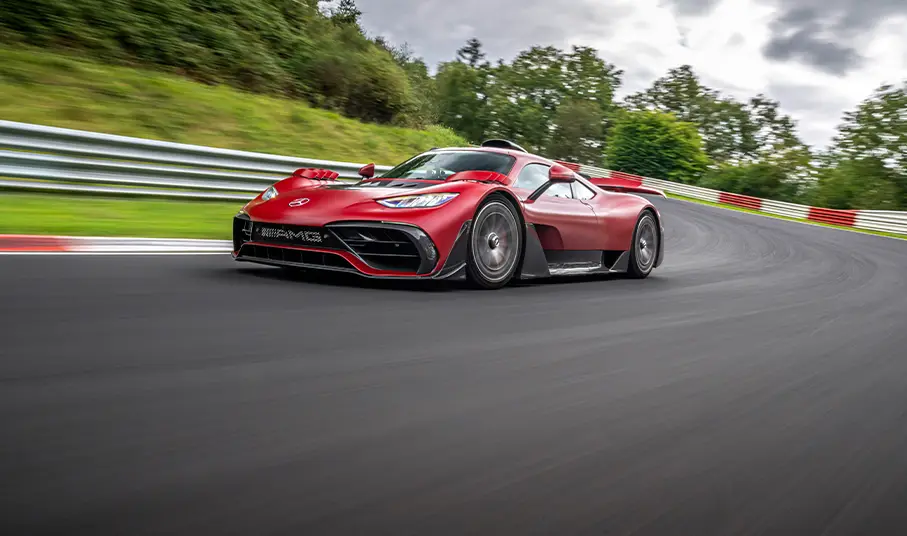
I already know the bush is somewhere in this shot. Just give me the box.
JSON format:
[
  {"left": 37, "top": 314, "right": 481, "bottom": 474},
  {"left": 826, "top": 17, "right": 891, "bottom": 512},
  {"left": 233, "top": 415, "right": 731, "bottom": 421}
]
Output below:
[
  {"left": 813, "top": 158, "right": 904, "bottom": 210},
  {"left": 605, "top": 110, "right": 708, "bottom": 184},
  {"left": 700, "top": 163, "right": 801, "bottom": 202}
]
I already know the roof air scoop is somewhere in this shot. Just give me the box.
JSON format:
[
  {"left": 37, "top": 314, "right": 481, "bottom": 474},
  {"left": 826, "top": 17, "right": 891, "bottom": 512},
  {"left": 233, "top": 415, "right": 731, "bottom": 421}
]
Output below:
[{"left": 480, "top": 139, "right": 528, "bottom": 153}]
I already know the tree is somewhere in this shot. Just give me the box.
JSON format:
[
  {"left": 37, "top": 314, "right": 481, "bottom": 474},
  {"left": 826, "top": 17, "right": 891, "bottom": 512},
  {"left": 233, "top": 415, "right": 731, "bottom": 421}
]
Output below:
[
  {"left": 815, "top": 82, "right": 907, "bottom": 209},
  {"left": 340, "top": 49, "right": 413, "bottom": 124},
  {"left": 561, "top": 46, "right": 623, "bottom": 142},
  {"left": 483, "top": 45, "right": 621, "bottom": 155},
  {"left": 457, "top": 38, "right": 487, "bottom": 68},
  {"left": 435, "top": 39, "right": 499, "bottom": 143},
  {"left": 486, "top": 46, "right": 565, "bottom": 152},
  {"left": 625, "top": 65, "right": 813, "bottom": 172},
  {"left": 435, "top": 60, "right": 491, "bottom": 143},
  {"left": 813, "top": 158, "right": 902, "bottom": 210},
  {"left": 746, "top": 95, "right": 811, "bottom": 172},
  {"left": 625, "top": 65, "right": 758, "bottom": 164},
  {"left": 373, "top": 38, "right": 439, "bottom": 126},
  {"left": 547, "top": 100, "right": 603, "bottom": 164},
  {"left": 624, "top": 64, "right": 817, "bottom": 204},
  {"left": 396, "top": 57, "right": 438, "bottom": 126},
  {"left": 330, "top": 0, "right": 361, "bottom": 25},
  {"left": 605, "top": 110, "right": 709, "bottom": 184},
  {"left": 625, "top": 65, "right": 705, "bottom": 123}
]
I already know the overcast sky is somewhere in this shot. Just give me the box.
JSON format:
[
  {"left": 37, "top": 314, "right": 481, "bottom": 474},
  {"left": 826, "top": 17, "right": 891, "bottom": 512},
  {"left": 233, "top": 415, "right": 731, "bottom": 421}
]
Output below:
[{"left": 353, "top": 0, "right": 907, "bottom": 148}]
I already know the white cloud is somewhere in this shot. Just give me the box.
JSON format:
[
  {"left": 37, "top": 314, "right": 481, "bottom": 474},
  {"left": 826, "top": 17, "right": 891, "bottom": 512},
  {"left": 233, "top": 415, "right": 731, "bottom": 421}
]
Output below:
[{"left": 355, "top": 0, "right": 907, "bottom": 148}]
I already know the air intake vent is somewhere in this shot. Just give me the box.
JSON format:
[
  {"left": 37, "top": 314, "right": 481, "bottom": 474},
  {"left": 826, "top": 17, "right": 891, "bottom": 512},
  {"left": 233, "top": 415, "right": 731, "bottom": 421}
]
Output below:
[
  {"left": 331, "top": 226, "right": 422, "bottom": 272},
  {"left": 237, "top": 245, "right": 354, "bottom": 270},
  {"left": 233, "top": 215, "right": 253, "bottom": 252}
]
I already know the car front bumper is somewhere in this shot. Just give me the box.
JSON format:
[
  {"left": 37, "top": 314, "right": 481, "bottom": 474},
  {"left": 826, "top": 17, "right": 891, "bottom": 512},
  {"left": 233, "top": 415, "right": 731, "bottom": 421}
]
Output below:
[{"left": 232, "top": 213, "right": 471, "bottom": 280}]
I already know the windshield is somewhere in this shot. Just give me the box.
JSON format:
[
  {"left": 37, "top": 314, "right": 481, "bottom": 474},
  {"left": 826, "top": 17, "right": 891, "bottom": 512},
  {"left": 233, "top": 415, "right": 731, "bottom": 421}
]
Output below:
[{"left": 377, "top": 151, "right": 516, "bottom": 181}]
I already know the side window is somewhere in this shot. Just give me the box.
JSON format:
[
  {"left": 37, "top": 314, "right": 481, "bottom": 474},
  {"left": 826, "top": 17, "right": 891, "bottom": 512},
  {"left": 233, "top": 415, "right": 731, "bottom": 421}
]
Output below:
[
  {"left": 542, "top": 182, "right": 574, "bottom": 199},
  {"left": 514, "top": 163, "right": 550, "bottom": 191},
  {"left": 574, "top": 181, "right": 596, "bottom": 201}
]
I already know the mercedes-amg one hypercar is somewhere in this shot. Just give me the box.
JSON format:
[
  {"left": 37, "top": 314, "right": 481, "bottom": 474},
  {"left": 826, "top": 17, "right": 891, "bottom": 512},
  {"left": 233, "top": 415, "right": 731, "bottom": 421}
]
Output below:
[{"left": 232, "top": 140, "right": 664, "bottom": 289}]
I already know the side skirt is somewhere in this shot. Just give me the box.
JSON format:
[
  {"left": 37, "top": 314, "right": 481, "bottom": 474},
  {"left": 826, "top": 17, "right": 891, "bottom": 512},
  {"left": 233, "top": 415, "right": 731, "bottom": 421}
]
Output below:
[{"left": 546, "top": 250, "right": 630, "bottom": 277}]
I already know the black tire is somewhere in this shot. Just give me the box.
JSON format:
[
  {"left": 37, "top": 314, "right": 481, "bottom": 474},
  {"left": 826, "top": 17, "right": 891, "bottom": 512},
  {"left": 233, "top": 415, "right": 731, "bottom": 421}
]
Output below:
[
  {"left": 626, "top": 210, "right": 659, "bottom": 279},
  {"left": 466, "top": 195, "right": 523, "bottom": 289}
]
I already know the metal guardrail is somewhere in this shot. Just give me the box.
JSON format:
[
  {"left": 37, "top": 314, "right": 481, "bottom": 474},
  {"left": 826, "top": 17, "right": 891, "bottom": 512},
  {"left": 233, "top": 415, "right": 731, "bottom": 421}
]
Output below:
[
  {"left": 575, "top": 163, "right": 906, "bottom": 236},
  {"left": 856, "top": 211, "right": 907, "bottom": 235},
  {"left": 0, "top": 120, "right": 390, "bottom": 200},
  {"left": 1, "top": 120, "right": 904, "bottom": 236}
]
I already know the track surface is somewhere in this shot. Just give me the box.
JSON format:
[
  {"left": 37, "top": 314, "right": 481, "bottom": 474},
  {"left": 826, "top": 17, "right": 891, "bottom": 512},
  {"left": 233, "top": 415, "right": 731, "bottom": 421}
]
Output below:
[{"left": 2, "top": 198, "right": 907, "bottom": 535}]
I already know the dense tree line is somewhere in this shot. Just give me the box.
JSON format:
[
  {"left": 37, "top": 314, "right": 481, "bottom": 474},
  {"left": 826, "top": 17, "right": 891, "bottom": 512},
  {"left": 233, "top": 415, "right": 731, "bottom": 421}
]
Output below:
[{"left": 1, "top": 0, "right": 904, "bottom": 209}]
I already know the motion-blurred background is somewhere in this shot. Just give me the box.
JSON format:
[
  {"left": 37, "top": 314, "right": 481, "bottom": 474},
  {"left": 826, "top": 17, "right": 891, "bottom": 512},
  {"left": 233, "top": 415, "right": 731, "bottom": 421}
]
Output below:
[{"left": 0, "top": 0, "right": 904, "bottom": 238}]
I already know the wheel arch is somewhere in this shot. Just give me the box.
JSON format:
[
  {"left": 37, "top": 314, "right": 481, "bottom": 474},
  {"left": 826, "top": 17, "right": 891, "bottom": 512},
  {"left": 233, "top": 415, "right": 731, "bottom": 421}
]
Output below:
[
  {"left": 480, "top": 188, "right": 529, "bottom": 269},
  {"left": 640, "top": 205, "right": 664, "bottom": 269},
  {"left": 480, "top": 188, "right": 525, "bottom": 226},
  {"left": 465, "top": 188, "right": 526, "bottom": 288}
]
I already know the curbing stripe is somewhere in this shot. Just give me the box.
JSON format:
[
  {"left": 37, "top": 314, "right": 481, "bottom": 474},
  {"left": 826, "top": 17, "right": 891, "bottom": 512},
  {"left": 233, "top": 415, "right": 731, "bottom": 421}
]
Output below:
[
  {"left": 0, "top": 234, "right": 68, "bottom": 252},
  {"left": 718, "top": 192, "right": 763, "bottom": 211},
  {"left": 807, "top": 207, "right": 858, "bottom": 227},
  {"left": 0, "top": 234, "right": 232, "bottom": 254}
]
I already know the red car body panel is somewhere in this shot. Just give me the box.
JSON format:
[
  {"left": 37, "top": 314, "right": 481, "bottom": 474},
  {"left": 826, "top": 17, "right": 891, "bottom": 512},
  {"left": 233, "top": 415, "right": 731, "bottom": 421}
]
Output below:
[
  {"left": 521, "top": 193, "right": 600, "bottom": 250},
  {"left": 241, "top": 177, "right": 512, "bottom": 274},
  {"left": 587, "top": 190, "right": 660, "bottom": 252},
  {"left": 233, "top": 146, "right": 663, "bottom": 281}
]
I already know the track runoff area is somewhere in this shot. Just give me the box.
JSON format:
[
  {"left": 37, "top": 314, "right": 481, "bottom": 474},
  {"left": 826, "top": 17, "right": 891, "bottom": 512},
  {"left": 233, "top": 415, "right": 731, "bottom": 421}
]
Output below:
[{"left": 3, "top": 194, "right": 907, "bottom": 534}]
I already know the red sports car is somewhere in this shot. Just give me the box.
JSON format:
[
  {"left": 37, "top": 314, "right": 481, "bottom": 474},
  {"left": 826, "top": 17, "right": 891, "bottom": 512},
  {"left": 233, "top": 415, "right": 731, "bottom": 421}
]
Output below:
[{"left": 233, "top": 140, "right": 664, "bottom": 289}]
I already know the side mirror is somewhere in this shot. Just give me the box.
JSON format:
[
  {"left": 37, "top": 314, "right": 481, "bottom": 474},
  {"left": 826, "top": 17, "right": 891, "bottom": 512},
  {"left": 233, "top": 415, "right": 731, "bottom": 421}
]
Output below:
[
  {"left": 359, "top": 163, "right": 375, "bottom": 178},
  {"left": 549, "top": 164, "right": 576, "bottom": 183}
]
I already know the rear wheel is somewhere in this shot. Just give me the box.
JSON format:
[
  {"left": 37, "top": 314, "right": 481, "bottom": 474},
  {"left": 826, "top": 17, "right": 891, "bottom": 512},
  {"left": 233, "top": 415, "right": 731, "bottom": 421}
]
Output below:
[
  {"left": 626, "top": 210, "right": 658, "bottom": 279},
  {"left": 466, "top": 196, "right": 522, "bottom": 289}
]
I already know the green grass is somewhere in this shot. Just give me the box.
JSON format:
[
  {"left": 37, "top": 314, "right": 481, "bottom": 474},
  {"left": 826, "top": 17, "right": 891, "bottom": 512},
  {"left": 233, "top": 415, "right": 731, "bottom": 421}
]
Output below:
[
  {"left": 0, "top": 47, "right": 466, "bottom": 163},
  {"left": 666, "top": 193, "right": 907, "bottom": 240},
  {"left": 0, "top": 193, "right": 241, "bottom": 239}
]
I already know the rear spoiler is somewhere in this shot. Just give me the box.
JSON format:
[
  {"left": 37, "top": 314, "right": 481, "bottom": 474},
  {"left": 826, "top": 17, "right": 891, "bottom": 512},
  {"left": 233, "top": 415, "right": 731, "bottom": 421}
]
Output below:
[
  {"left": 553, "top": 160, "right": 665, "bottom": 197},
  {"left": 588, "top": 177, "right": 665, "bottom": 197}
]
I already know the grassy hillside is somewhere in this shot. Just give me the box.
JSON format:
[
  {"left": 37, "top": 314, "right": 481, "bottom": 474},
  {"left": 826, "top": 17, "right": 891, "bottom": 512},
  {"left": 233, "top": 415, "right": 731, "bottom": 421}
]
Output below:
[
  {"left": 0, "top": 47, "right": 466, "bottom": 163},
  {"left": 0, "top": 0, "right": 429, "bottom": 125}
]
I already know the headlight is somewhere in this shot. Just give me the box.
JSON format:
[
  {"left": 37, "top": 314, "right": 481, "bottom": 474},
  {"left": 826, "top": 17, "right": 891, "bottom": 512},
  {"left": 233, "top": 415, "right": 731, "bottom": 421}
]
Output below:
[
  {"left": 261, "top": 185, "right": 278, "bottom": 201},
  {"left": 377, "top": 193, "right": 458, "bottom": 209}
]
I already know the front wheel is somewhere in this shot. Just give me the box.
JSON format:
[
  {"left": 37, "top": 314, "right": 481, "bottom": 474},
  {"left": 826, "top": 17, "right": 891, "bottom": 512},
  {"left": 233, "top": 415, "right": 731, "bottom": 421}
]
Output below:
[
  {"left": 626, "top": 211, "right": 659, "bottom": 279},
  {"left": 466, "top": 196, "right": 522, "bottom": 289}
]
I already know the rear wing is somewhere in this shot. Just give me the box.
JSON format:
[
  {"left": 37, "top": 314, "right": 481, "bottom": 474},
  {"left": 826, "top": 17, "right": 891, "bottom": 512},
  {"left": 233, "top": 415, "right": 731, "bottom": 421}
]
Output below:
[
  {"left": 555, "top": 161, "right": 665, "bottom": 197},
  {"left": 587, "top": 177, "right": 665, "bottom": 197}
]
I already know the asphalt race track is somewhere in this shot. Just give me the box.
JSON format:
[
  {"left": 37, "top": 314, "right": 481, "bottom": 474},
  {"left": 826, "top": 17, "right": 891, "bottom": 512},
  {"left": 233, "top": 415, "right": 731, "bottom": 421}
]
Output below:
[{"left": 3, "top": 197, "right": 907, "bottom": 535}]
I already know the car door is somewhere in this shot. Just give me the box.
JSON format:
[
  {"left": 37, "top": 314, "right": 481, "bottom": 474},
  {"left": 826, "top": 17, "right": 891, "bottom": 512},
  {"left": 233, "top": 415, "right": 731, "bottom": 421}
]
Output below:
[
  {"left": 513, "top": 163, "right": 602, "bottom": 251},
  {"left": 571, "top": 178, "right": 612, "bottom": 245}
]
